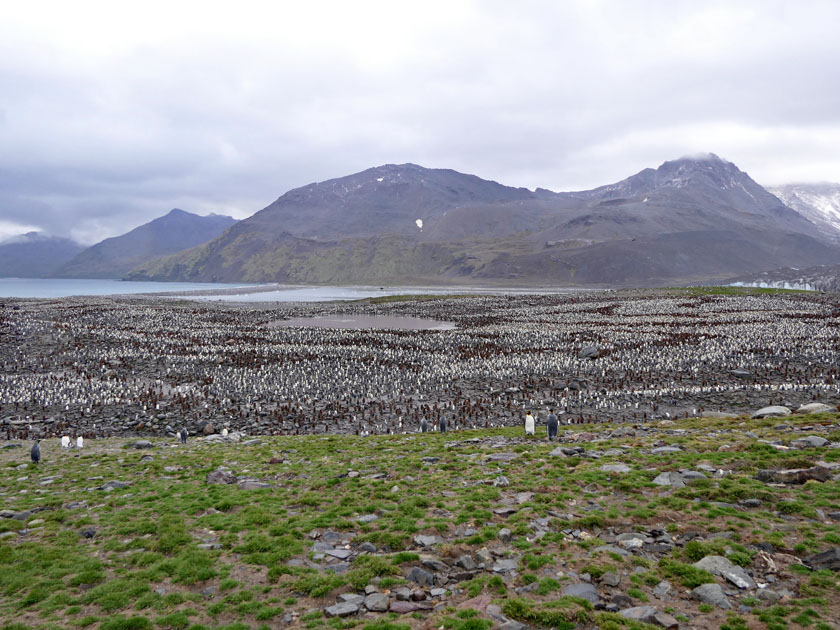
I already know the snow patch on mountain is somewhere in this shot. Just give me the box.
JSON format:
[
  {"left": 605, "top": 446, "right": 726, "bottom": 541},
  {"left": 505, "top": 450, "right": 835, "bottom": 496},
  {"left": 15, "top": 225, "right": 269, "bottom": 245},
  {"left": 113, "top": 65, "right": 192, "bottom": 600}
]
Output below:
[{"left": 769, "top": 183, "right": 840, "bottom": 240}]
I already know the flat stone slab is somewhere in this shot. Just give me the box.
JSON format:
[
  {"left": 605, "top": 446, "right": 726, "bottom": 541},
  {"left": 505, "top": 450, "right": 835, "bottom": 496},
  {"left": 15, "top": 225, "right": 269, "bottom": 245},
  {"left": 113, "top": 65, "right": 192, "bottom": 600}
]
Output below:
[
  {"left": 620, "top": 606, "right": 679, "bottom": 629},
  {"left": 492, "top": 558, "right": 519, "bottom": 573},
  {"left": 692, "top": 583, "right": 731, "bottom": 609},
  {"left": 791, "top": 436, "right": 830, "bottom": 448},
  {"left": 364, "top": 592, "right": 389, "bottom": 611},
  {"left": 324, "top": 602, "right": 359, "bottom": 617},
  {"left": 693, "top": 556, "right": 755, "bottom": 589},
  {"left": 652, "top": 472, "right": 685, "bottom": 488},
  {"left": 389, "top": 600, "right": 433, "bottom": 613},
  {"left": 804, "top": 547, "right": 840, "bottom": 571},
  {"left": 756, "top": 466, "right": 832, "bottom": 484},
  {"left": 562, "top": 582, "right": 598, "bottom": 603}
]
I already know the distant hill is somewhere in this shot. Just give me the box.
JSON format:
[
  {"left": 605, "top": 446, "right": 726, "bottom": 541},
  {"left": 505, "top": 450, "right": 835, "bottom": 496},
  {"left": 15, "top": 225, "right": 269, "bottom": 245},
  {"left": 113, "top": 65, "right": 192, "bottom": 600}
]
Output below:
[
  {"left": 768, "top": 183, "right": 840, "bottom": 243},
  {"left": 126, "top": 155, "right": 840, "bottom": 287},
  {"left": 57, "top": 209, "right": 237, "bottom": 279},
  {"left": 0, "top": 232, "right": 85, "bottom": 278}
]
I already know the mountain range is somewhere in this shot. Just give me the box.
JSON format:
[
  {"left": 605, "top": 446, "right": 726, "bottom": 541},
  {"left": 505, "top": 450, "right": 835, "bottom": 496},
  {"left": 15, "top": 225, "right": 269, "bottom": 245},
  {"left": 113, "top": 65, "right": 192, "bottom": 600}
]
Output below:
[
  {"left": 126, "top": 154, "right": 840, "bottom": 286},
  {"left": 0, "top": 233, "right": 85, "bottom": 278},
  {"left": 0, "top": 210, "right": 237, "bottom": 280},
  {"left": 4, "top": 155, "right": 840, "bottom": 287}
]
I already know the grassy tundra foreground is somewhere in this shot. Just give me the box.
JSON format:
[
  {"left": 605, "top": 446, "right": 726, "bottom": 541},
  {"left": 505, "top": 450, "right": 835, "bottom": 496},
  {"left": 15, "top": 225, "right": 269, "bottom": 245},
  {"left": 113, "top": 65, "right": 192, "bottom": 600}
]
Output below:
[{"left": 1, "top": 415, "right": 839, "bottom": 630}]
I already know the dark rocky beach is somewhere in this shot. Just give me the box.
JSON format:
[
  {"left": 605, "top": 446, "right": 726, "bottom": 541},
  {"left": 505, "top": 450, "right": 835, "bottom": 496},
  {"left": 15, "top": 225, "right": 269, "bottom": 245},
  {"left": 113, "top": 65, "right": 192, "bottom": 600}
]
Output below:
[{"left": 2, "top": 288, "right": 838, "bottom": 440}]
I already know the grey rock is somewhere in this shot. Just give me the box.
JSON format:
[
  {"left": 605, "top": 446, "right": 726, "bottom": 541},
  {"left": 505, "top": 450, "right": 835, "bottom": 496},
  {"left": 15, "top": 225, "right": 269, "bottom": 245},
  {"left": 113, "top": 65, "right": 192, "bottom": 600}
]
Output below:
[
  {"left": 324, "top": 602, "right": 359, "bottom": 617},
  {"left": 79, "top": 527, "right": 97, "bottom": 539},
  {"left": 739, "top": 498, "right": 762, "bottom": 508},
  {"left": 364, "top": 592, "right": 389, "bottom": 612},
  {"left": 652, "top": 472, "right": 685, "bottom": 488},
  {"left": 498, "top": 527, "right": 512, "bottom": 543},
  {"left": 358, "top": 542, "right": 377, "bottom": 553},
  {"left": 325, "top": 548, "right": 352, "bottom": 560},
  {"left": 791, "top": 435, "right": 830, "bottom": 449},
  {"left": 494, "top": 507, "right": 517, "bottom": 516},
  {"left": 126, "top": 440, "right": 154, "bottom": 449},
  {"left": 493, "top": 558, "right": 519, "bottom": 573},
  {"left": 757, "top": 589, "right": 781, "bottom": 604},
  {"left": 421, "top": 558, "right": 448, "bottom": 572},
  {"left": 828, "top": 511, "right": 840, "bottom": 522},
  {"left": 515, "top": 582, "right": 539, "bottom": 594},
  {"left": 389, "top": 600, "right": 433, "bottom": 613},
  {"left": 562, "top": 582, "right": 598, "bottom": 603},
  {"left": 356, "top": 514, "right": 378, "bottom": 523},
  {"left": 600, "top": 571, "right": 621, "bottom": 587},
  {"left": 804, "top": 547, "right": 840, "bottom": 571},
  {"left": 681, "top": 470, "right": 707, "bottom": 481},
  {"left": 653, "top": 580, "right": 671, "bottom": 598},
  {"left": 693, "top": 556, "right": 755, "bottom": 589},
  {"left": 456, "top": 555, "right": 477, "bottom": 570},
  {"left": 579, "top": 345, "right": 599, "bottom": 359},
  {"left": 100, "top": 480, "right": 130, "bottom": 491},
  {"left": 493, "top": 476, "right": 510, "bottom": 487},
  {"left": 406, "top": 566, "right": 435, "bottom": 586},
  {"left": 692, "top": 583, "right": 731, "bottom": 609},
  {"left": 339, "top": 593, "right": 365, "bottom": 605},
  {"left": 393, "top": 587, "right": 412, "bottom": 601},
  {"left": 499, "top": 622, "right": 526, "bottom": 630},
  {"left": 430, "top": 587, "right": 447, "bottom": 597},
  {"left": 756, "top": 466, "right": 832, "bottom": 484},
  {"left": 651, "top": 446, "right": 682, "bottom": 454},
  {"left": 206, "top": 469, "right": 237, "bottom": 484},
  {"left": 413, "top": 534, "right": 440, "bottom": 548},
  {"left": 620, "top": 606, "right": 679, "bottom": 629}
]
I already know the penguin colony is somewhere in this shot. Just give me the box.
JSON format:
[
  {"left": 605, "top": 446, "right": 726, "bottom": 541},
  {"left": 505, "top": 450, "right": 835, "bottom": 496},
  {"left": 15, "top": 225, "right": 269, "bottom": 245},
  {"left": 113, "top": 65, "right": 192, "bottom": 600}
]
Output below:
[{"left": 1, "top": 291, "right": 839, "bottom": 438}]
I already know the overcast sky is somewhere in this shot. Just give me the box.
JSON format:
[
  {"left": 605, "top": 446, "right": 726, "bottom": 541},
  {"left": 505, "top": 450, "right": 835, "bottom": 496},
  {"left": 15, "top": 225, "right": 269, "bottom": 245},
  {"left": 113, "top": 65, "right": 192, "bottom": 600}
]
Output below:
[{"left": 2, "top": 1, "right": 840, "bottom": 243}]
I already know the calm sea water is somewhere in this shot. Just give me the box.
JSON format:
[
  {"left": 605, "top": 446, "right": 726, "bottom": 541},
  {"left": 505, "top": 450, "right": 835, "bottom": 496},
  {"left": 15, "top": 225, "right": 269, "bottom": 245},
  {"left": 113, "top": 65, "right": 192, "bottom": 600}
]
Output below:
[
  {"left": 0, "top": 278, "right": 596, "bottom": 301},
  {"left": 0, "top": 278, "right": 255, "bottom": 298}
]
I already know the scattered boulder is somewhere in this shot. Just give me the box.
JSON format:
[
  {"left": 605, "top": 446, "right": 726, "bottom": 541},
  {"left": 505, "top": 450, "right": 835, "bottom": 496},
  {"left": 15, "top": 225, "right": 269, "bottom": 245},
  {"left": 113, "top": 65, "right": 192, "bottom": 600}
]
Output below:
[
  {"left": 100, "top": 480, "right": 130, "bottom": 491},
  {"left": 804, "top": 548, "right": 840, "bottom": 571},
  {"left": 692, "top": 583, "right": 731, "bottom": 609},
  {"left": 620, "top": 606, "right": 679, "bottom": 629},
  {"left": 364, "top": 592, "right": 389, "bottom": 612},
  {"left": 579, "top": 345, "right": 600, "bottom": 360},
  {"left": 562, "top": 582, "right": 598, "bottom": 603},
  {"left": 756, "top": 466, "right": 832, "bottom": 484},
  {"left": 790, "top": 436, "right": 830, "bottom": 449},
  {"left": 125, "top": 440, "right": 153, "bottom": 449},
  {"left": 202, "top": 423, "right": 215, "bottom": 435},
  {"left": 652, "top": 472, "right": 685, "bottom": 488},
  {"left": 324, "top": 602, "right": 359, "bottom": 617},
  {"left": 389, "top": 600, "right": 433, "bottom": 613},
  {"left": 413, "top": 534, "right": 441, "bottom": 548},
  {"left": 693, "top": 555, "right": 755, "bottom": 589},
  {"left": 206, "top": 468, "right": 237, "bottom": 485},
  {"left": 406, "top": 566, "right": 435, "bottom": 586}
]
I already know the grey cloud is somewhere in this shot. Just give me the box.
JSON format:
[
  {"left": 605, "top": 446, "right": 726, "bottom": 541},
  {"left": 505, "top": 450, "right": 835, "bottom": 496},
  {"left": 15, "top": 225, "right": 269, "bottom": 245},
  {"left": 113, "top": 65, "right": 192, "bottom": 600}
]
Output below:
[{"left": 1, "top": 1, "right": 839, "bottom": 243}]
